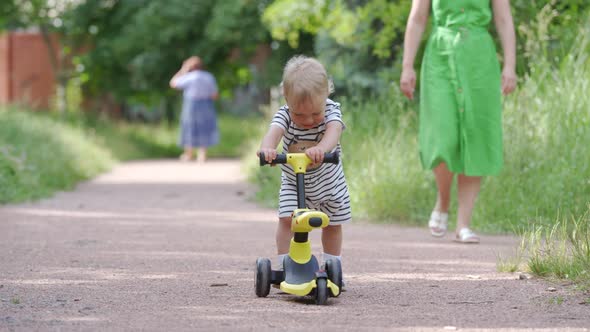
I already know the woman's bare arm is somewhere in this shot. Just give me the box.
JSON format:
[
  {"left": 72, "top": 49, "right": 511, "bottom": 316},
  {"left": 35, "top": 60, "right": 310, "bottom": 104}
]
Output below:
[
  {"left": 492, "top": 0, "right": 517, "bottom": 95},
  {"left": 400, "top": 0, "right": 431, "bottom": 99}
]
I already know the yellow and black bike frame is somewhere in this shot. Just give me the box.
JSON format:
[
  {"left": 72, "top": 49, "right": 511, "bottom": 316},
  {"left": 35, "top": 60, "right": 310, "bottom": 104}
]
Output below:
[{"left": 265, "top": 153, "right": 340, "bottom": 297}]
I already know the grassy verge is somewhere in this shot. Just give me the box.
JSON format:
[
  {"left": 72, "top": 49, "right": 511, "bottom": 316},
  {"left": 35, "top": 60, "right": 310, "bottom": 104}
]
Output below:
[
  {"left": 1, "top": 108, "right": 261, "bottom": 204},
  {"left": 57, "top": 112, "right": 261, "bottom": 161},
  {"left": 498, "top": 208, "right": 590, "bottom": 290},
  {"left": 0, "top": 108, "right": 114, "bottom": 203}
]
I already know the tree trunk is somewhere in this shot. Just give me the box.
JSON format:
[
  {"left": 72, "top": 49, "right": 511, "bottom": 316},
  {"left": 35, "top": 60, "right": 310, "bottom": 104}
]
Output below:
[{"left": 40, "top": 25, "right": 67, "bottom": 113}]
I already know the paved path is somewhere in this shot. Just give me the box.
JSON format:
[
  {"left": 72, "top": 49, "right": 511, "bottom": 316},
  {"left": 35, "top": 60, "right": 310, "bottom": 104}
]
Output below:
[{"left": 1, "top": 160, "right": 588, "bottom": 331}]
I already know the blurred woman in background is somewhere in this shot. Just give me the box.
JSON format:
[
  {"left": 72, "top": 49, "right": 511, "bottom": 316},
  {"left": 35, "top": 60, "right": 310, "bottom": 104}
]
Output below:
[{"left": 170, "top": 56, "right": 219, "bottom": 163}]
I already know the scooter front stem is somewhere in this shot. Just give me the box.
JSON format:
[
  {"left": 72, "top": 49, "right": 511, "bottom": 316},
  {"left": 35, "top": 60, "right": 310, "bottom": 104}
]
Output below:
[
  {"left": 296, "top": 173, "right": 306, "bottom": 208},
  {"left": 293, "top": 232, "right": 308, "bottom": 243}
]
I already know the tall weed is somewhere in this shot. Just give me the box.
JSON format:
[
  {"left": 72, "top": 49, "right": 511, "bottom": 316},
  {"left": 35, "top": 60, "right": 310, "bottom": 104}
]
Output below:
[
  {"left": 342, "top": 91, "right": 432, "bottom": 222},
  {"left": 520, "top": 209, "right": 590, "bottom": 288},
  {"left": 477, "top": 11, "right": 590, "bottom": 232}
]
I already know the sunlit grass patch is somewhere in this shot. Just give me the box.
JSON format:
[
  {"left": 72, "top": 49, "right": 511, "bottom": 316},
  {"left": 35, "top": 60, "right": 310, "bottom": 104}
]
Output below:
[
  {"left": 247, "top": 9, "right": 590, "bottom": 243},
  {"left": 497, "top": 235, "right": 527, "bottom": 273},
  {"left": 55, "top": 112, "right": 260, "bottom": 161},
  {"left": 517, "top": 209, "right": 590, "bottom": 289},
  {"left": 1, "top": 107, "right": 259, "bottom": 204},
  {"left": 0, "top": 107, "right": 114, "bottom": 203}
]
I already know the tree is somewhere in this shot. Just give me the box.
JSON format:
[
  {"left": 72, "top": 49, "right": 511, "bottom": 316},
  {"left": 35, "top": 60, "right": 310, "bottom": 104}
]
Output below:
[
  {"left": 262, "top": 0, "right": 411, "bottom": 96},
  {"left": 0, "top": 0, "right": 84, "bottom": 113},
  {"left": 262, "top": 0, "right": 590, "bottom": 97},
  {"left": 65, "top": 0, "right": 283, "bottom": 121}
]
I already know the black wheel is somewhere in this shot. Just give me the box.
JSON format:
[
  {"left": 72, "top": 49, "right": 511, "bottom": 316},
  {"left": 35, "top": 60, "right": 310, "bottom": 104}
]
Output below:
[
  {"left": 315, "top": 278, "right": 328, "bottom": 305},
  {"left": 255, "top": 258, "right": 271, "bottom": 297},
  {"left": 325, "top": 258, "right": 342, "bottom": 297}
]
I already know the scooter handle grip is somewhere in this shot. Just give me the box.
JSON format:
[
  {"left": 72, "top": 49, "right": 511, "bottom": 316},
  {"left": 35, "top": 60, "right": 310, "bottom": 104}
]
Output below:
[
  {"left": 259, "top": 153, "right": 287, "bottom": 166},
  {"left": 259, "top": 152, "right": 339, "bottom": 166}
]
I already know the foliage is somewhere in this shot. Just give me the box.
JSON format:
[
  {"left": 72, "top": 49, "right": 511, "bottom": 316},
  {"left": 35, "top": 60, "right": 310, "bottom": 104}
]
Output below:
[
  {"left": 511, "top": 0, "right": 590, "bottom": 74},
  {"left": 0, "top": 106, "right": 113, "bottom": 203},
  {"left": 354, "top": 0, "right": 411, "bottom": 59},
  {"left": 249, "top": 9, "right": 590, "bottom": 236},
  {"left": 1, "top": 0, "right": 296, "bottom": 116},
  {"left": 518, "top": 211, "right": 590, "bottom": 289},
  {"left": 262, "top": 0, "right": 590, "bottom": 98},
  {"left": 478, "top": 12, "right": 590, "bottom": 232},
  {"left": 0, "top": 1, "right": 17, "bottom": 28},
  {"left": 64, "top": 0, "right": 272, "bottom": 105},
  {"left": 262, "top": 0, "right": 358, "bottom": 48},
  {"left": 262, "top": 0, "right": 411, "bottom": 96},
  {"left": 1, "top": 0, "right": 79, "bottom": 29},
  {"left": 55, "top": 110, "right": 263, "bottom": 161},
  {"left": 0, "top": 106, "right": 261, "bottom": 204},
  {"left": 2, "top": 0, "right": 590, "bottom": 110}
]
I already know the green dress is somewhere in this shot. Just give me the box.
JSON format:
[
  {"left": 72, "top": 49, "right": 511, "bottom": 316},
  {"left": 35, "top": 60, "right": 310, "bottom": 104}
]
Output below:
[{"left": 419, "top": 0, "right": 502, "bottom": 176}]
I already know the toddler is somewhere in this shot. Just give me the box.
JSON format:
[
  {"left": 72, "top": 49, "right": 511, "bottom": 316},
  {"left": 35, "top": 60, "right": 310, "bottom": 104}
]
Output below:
[{"left": 257, "top": 55, "right": 352, "bottom": 273}]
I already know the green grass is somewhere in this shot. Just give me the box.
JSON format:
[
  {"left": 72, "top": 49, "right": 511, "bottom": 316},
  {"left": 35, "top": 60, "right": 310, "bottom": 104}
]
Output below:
[
  {"left": 247, "top": 49, "right": 590, "bottom": 231},
  {"left": 248, "top": 43, "right": 590, "bottom": 232},
  {"left": 0, "top": 107, "right": 261, "bottom": 204},
  {"left": 55, "top": 112, "right": 261, "bottom": 161},
  {"left": 246, "top": 10, "right": 590, "bottom": 290},
  {"left": 497, "top": 236, "right": 527, "bottom": 273},
  {"left": 477, "top": 34, "right": 590, "bottom": 232},
  {"left": 518, "top": 210, "right": 590, "bottom": 289},
  {"left": 0, "top": 108, "right": 114, "bottom": 203},
  {"left": 241, "top": 7, "right": 590, "bottom": 289}
]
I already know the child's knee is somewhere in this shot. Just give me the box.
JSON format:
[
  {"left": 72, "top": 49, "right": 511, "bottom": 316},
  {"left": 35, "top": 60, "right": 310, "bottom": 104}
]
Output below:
[
  {"left": 278, "top": 217, "right": 291, "bottom": 228},
  {"left": 325, "top": 224, "right": 342, "bottom": 233}
]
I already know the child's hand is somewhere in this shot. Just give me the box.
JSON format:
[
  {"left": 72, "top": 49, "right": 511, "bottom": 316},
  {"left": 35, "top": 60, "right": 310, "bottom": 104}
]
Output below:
[
  {"left": 257, "top": 148, "right": 278, "bottom": 164},
  {"left": 305, "top": 146, "right": 324, "bottom": 166}
]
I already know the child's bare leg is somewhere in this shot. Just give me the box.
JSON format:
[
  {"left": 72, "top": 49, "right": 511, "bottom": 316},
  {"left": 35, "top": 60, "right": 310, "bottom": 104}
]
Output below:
[
  {"left": 276, "top": 217, "right": 292, "bottom": 255},
  {"left": 321, "top": 225, "right": 342, "bottom": 256}
]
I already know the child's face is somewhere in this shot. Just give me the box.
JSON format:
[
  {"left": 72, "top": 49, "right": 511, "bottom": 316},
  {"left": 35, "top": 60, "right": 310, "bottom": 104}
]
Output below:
[{"left": 288, "top": 98, "right": 325, "bottom": 129}]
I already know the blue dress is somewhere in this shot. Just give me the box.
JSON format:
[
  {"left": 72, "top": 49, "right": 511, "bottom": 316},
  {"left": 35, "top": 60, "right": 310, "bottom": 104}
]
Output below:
[{"left": 174, "top": 70, "right": 220, "bottom": 148}]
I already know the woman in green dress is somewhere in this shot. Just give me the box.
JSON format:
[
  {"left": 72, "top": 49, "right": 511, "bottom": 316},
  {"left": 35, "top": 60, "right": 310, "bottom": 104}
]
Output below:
[{"left": 400, "top": 0, "right": 517, "bottom": 243}]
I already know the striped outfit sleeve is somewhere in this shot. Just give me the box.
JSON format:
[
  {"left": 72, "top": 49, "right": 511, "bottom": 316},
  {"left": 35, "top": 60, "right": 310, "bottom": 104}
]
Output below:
[
  {"left": 270, "top": 106, "right": 290, "bottom": 130},
  {"left": 325, "top": 100, "right": 345, "bottom": 130}
]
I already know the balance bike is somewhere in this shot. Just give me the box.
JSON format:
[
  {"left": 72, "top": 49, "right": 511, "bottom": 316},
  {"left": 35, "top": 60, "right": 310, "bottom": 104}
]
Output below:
[{"left": 255, "top": 152, "right": 343, "bottom": 305}]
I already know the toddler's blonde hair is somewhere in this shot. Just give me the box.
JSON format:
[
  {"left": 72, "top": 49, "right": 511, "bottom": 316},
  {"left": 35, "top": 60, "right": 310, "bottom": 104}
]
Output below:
[{"left": 281, "top": 55, "right": 333, "bottom": 109}]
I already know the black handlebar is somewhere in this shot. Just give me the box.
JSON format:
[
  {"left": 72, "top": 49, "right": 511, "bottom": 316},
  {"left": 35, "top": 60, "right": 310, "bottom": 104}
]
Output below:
[{"left": 259, "top": 152, "right": 339, "bottom": 166}]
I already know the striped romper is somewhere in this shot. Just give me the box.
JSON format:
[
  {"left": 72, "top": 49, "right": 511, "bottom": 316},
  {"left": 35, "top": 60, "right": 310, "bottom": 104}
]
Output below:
[{"left": 271, "top": 99, "right": 352, "bottom": 225}]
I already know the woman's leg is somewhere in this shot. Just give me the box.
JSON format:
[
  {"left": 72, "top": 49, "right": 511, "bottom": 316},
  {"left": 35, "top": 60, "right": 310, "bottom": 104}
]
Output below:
[
  {"left": 321, "top": 225, "right": 342, "bottom": 256},
  {"left": 456, "top": 174, "right": 481, "bottom": 231},
  {"left": 433, "top": 163, "right": 453, "bottom": 213},
  {"left": 197, "top": 147, "right": 207, "bottom": 163},
  {"left": 181, "top": 147, "right": 194, "bottom": 161}
]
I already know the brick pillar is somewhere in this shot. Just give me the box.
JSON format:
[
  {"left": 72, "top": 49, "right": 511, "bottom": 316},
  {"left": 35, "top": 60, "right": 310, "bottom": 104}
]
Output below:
[
  {"left": 0, "top": 33, "right": 12, "bottom": 105},
  {"left": 0, "top": 31, "right": 59, "bottom": 110}
]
